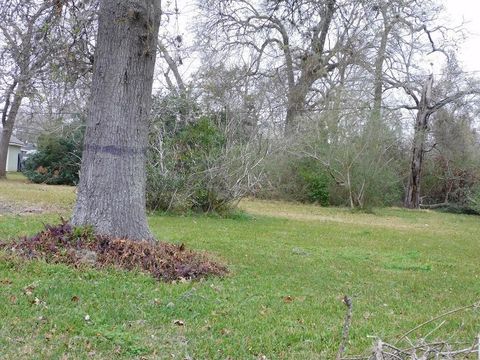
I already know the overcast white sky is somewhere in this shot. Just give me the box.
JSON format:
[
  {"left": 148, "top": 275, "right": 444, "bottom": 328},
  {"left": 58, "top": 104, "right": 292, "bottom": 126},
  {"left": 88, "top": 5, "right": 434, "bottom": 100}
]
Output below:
[{"left": 443, "top": 0, "right": 480, "bottom": 72}]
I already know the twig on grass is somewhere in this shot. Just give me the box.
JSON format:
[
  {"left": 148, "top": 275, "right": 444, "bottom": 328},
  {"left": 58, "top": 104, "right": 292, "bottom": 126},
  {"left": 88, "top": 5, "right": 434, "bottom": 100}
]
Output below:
[
  {"left": 395, "top": 301, "right": 480, "bottom": 344},
  {"left": 336, "top": 295, "right": 353, "bottom": 360},
  {"left": 338, "top": 301, "right": 480, "bottom": 359}
]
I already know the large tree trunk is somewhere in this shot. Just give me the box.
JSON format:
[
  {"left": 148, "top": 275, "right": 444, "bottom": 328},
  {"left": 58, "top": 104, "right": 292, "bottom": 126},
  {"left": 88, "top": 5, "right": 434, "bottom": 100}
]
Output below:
[
  {"left": 0, "top": 84, "right": 24, "bottom": 178},
  {"left": 284, "top": 85, "right": 309, "bottom": 135},
  {"left": 284, "top": 71, "right": 320, "bottom": 135},
  {"left": 404, "top": 76, "right": 433, "bottom": 209},
  {"left": 404, "top": 109, "right": 430, "bottom": 208},
  {"left": 283, "top": 0, "right": 336, "bottom": 136},
  {"left": 72, "top": 0, "right": 161, "bottom": 241}
]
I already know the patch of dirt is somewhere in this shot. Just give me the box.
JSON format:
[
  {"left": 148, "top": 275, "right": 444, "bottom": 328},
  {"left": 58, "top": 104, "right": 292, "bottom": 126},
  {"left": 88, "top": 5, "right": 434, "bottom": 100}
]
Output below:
[
  {"left": 0, "top": 202, "right": 16, "bottom": 214},
  {"left": 0, "top": 220, "right": 227, "bottom": 282},
  {"left": 0, "top": 200, "right": 46, "bottom": 216}
]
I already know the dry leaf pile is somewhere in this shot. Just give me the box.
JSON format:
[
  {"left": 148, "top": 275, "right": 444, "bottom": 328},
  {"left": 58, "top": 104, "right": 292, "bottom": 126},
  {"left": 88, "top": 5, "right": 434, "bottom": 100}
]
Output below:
[{"left": 0, "top": 219, "right": 227, "bottom": 281}]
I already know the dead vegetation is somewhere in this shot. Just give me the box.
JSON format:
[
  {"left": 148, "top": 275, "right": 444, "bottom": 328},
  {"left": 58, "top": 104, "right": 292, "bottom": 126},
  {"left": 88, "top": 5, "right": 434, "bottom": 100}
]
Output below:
[
  {"left": 0, "top": 219, "right": 227, "bottom": 282},
  {"left": 337, "top": 297, "right": 480, "bottom": 360},
  {"left": 343, "top": 338, "right": 480, "bottom": 360}
]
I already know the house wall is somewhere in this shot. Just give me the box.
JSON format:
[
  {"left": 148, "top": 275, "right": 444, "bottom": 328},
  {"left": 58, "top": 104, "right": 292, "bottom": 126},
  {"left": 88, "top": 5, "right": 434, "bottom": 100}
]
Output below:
[{"left": 6, "top": 145, "right": 21, "bottom": 172}]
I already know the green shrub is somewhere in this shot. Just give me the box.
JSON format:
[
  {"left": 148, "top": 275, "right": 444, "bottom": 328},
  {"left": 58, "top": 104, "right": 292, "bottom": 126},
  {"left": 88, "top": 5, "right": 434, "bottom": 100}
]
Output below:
[
  {"left": 175, "top": 116, "right": 226, "bottom": 171},
  {"left": 23, "top": 126, "right": 84, "bottom": 185},
  {"left": 297, "top": 160, "right": 330, "bottom": 205},
  {"left": 258, "top": 121, "right": 404, "bottom": 209},
  {"left": 147, "top": 115, "right": 233, "bottom": 213},
  {"left": 466, "top": 185, "right": 480, "bottom": 215}
]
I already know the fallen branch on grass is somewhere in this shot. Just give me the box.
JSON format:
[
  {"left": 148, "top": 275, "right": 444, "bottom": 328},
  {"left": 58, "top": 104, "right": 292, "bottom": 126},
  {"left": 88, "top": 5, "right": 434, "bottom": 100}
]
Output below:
[
  {"left": 337, "top": 295, "right": 353, "bottom": 360},
  {"left": 419, "top": 202, "right": 450, "bottom": 209},
  {"left": 395, "top": 302, "right": 480, "bottom": 344},
  {"left": 341, "top": 336, "right": 480, "bottom": 359},
  {"left": 337, "top": 298, "right": 480, "bottom": 359}
]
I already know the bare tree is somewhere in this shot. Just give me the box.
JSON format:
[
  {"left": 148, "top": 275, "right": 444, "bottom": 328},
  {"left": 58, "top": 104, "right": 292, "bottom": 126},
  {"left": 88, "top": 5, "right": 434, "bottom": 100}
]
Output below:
[
  {"left": 0, "top": 0, "right": 61, "bottom": 177},
  {"left": 402, "top": 75, "right": 479, "bottom": 208},
  {"left": 198, "top": 0, "right": 370, "bottom": 135},
  {"left": 357, "top": 1, "right": 477, "bottom": 209},
  {"left": 72, "top": 0, "right": 161, "bottom": 240},
  {"left": 362, "top": 0, "right": 446, "bottom": 124}
]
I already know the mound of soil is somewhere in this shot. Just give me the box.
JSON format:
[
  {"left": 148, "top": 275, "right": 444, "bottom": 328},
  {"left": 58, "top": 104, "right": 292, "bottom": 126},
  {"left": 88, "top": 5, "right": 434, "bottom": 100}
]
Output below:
[{"left": 0, "top": 220, "right": 227, "bottom": 281}]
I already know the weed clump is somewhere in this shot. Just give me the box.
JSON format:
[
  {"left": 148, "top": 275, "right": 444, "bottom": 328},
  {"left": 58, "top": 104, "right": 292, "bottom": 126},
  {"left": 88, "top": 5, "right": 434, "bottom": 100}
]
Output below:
[{"left": 0, "top": 219, "right": 227, "bottom": 282}]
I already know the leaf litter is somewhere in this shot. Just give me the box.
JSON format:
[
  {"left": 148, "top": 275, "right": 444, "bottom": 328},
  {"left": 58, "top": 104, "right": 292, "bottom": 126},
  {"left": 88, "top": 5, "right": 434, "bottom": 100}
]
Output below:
[{"left": 0, "top": 219, "right": 227, "bottom": 282}]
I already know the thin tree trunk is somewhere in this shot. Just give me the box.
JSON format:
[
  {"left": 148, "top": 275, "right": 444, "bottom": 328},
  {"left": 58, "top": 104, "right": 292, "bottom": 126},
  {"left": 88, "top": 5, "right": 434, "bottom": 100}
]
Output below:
[
  {"left": 404, "top": 76, "right": 433, "bottom": 209},
  {"left": 158, "top": 41, "right": 186, "bottom": 94},
  {"left": 0, "top": 128, "right": 13, "bottom": 178},
  {"left": 0, "top": 84, "right": 24, "bottom": 178},
  {"left": 371, "top": 23, "right": 391, "bottom": 126},
  {"left": 347, "top": 172, "right": 354, "bottom": 209},
  {"left": 72, "top": 0, "right": 161, "bottom": 241}
]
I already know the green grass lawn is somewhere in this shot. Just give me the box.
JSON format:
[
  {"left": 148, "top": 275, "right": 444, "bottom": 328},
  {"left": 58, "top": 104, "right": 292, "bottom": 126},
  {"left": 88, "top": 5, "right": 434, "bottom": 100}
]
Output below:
[
  {"left": 0, "top": 172, "right": 75, "bottom": 213},
  {"left": 1, "top": 174, "right": 479, "bottom": 359}
]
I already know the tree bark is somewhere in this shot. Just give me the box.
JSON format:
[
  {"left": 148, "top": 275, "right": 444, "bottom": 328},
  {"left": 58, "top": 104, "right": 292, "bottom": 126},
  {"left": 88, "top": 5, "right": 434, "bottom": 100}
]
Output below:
[
  {"left": 284, "top": 82, "right": 310, "bottom": 135},
  {"left": 404, "top": 76, "right": 433, "bottom": 209},
  {"left": 72, "top": 0, "right": 161, "bottom": 241}
]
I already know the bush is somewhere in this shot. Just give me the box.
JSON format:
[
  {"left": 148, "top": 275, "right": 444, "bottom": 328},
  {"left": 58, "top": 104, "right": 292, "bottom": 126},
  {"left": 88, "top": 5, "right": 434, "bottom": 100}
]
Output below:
[
  {"left": 147, "top": 114, "right": 263, "bottom": 214},
  {"left": 468, "top": 185, "right": 480, "bottom": 214},
  {"left": 258, "top": 153, "right": 332, "bottom": 205},
  {"left": 297, "top": 159, "right": 330, "bottom": 205},
  {"left": 23, "top": 126, "right": 84, "bottom": 185},
  {"left": 258, "top": 131, "right": 403, "bottom": 209},
  {"left": 147, "top": 116, "right": 225, "bottom": 212}
]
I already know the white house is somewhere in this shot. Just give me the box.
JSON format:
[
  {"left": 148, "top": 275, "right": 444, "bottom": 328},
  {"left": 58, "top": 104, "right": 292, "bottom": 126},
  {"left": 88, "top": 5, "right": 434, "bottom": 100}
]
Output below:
[{"left": 5, "top": 135, "right": 24, "bottom": 172}]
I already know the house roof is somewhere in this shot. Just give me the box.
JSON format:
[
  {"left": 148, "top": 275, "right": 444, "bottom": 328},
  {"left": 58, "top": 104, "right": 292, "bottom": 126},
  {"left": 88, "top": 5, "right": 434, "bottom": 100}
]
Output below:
[
  {"left": 9, "top": 135, "right": 24, "bottom": 147},
  {"left": 22, "top": 143, "right": 37, "bottom": 151}
]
